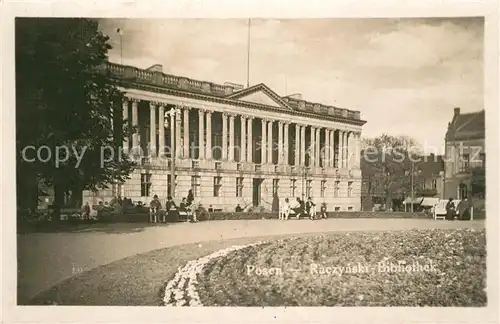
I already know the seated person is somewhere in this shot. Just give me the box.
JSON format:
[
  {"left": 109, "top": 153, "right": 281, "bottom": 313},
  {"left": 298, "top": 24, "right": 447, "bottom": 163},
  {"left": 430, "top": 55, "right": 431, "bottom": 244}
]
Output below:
[
  {"left": 165, "top": 196, "right": 178, "bottom": 222},
  {"left": 306, "top": 197, "right": 316, "bottom": 220},
  {"left": 149, "top": 194, "right": 162, "bottom": 223},
  {"left": 280, "top": 198, "right": 291, "bottom": 220},
  {"left": 235, "top": 204, "right": 243, "bottom": 212},
  {"left": 179, "top": 198, "right": 187, "bottom": 212},
  {"left": 291, "top": 198, "right": 304, "bottom": 219}
]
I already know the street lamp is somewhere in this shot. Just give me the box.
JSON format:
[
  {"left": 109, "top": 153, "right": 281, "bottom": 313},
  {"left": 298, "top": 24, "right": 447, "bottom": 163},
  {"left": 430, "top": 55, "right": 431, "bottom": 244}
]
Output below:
[{"left": 164, "top": 107, "right": 182, "bottom": 197}]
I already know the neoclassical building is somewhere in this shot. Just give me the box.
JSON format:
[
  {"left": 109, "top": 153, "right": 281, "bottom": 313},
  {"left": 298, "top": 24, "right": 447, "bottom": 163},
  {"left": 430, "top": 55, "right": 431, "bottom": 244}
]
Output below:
[{"left": 83, "top": 62, "right": 366, "bottom": 212}]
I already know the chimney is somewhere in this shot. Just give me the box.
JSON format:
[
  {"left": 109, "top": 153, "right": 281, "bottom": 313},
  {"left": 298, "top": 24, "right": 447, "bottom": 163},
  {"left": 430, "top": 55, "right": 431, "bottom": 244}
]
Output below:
[
  {"left": 146, "top": 64, "right": 163, "bottom": 73},
  {"left": 287, "top": 93, "right": 302, "bottom": 100},
  {"left": 454, "top": 107, "right": 460, "bottom": 116}
]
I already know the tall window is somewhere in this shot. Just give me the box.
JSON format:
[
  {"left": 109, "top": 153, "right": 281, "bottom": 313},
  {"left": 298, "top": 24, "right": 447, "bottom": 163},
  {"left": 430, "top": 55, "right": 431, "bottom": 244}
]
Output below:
[
  {"left": 141, "top": 173, "right": 152, "bottom": 197},
  {"left": 460, "top": 154, "right": 470, "bottom": 171},
  {"left": 306, "top": 180, "right": 313, "bottom": 198},
  {"left": 320, "top": 180, "right": 327, "bottom": 198},
  {"left": 236, "top": 177, "right": 244, "bottom": 197},
  {"left": 432, "top": 179, "right": 437, "bottom": 190},
  {"left": 334, "top": 181, "right": 340, "bottom": 198},
  {"left": 272, "top": 179, "right": 280, "bottom": 196},
  {"left": 290, "top": 179, "right": 297, "bottom": 197},
  {"left": 213, "top": 176, "right": 222, "bottom": 197},
  {"left": 480, "top": 153, "right": 486, "bottom": 168},
  {"left": 459, "top": 183, "right": 468, "bottom": 199},
  {"left": 347, "top": 181, "right": 353, "bottom": 197},
  {"left": 191, "top": 176, "right": 201, "bottom": 197}
]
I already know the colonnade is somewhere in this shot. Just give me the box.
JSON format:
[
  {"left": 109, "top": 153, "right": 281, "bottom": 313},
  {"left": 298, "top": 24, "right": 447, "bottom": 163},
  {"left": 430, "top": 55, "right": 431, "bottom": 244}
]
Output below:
[{"left": 121, "top": 97, "right": 361, "bottom": 169}]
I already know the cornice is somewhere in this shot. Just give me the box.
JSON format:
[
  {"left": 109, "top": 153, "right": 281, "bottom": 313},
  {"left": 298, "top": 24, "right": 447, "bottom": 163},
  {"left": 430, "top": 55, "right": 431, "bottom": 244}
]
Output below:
[{"left": 117, "top": 79, "right": 367, "bottom": 127}]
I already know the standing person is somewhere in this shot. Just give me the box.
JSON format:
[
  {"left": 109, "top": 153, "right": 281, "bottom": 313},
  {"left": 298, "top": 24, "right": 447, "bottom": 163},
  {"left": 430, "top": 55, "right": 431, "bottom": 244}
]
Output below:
[
  {"left": 149, "top": 194, "right": 162, "bottom": 223},
  {"left": 458, "top": 198, "right": 472, "bottom": 220},
  {"left": 187, "top": 189, "right": 194, "bottom": 206},
  {"left": 81, "top": 202, "right": 90, "bottom": 220},
  {"left": 320, "top": 202, "right": 328, "bottom": 219},
  {"left": 445, "top": 197, "right": 456, "bottom": 221}
]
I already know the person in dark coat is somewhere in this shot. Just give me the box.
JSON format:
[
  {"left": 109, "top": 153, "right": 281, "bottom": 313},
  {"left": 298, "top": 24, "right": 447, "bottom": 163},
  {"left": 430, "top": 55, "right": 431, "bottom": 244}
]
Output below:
[
  {"left": 458, "top": 198, "right": 472, "bottom": 220},
  {"left": 186, "top": 190, "right": 194, "bottom": 206},
  {"left": 235, "top": 204, "right": 243, "bottom": 212},
  {"left": 445, "top": 198, "right": 456, "bottom": 221},
  {"left": 165, "top": 196, "right": 178, "bottom": 222}
]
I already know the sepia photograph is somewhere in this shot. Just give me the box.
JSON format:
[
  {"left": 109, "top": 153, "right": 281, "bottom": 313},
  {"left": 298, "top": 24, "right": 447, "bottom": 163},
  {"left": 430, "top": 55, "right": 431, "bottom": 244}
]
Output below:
[{"left": 3, "top": 1, "right": 498, "bottom": 322}]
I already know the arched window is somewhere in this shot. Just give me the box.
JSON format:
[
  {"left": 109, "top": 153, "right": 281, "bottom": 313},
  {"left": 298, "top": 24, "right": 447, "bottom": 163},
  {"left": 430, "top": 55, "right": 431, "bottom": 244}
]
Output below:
[{"left": 458, "top": 183, "right": 468, "bottom": 199}]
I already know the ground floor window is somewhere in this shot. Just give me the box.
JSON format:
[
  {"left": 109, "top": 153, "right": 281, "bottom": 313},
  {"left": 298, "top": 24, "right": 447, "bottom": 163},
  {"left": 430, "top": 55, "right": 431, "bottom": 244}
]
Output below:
[
  {"left": 213, "top": 176, "right": 222, "bottom": 197},
  {"left": 236, "top": 177, "right": 244, "bottom": 197},
  {"left": 272, "top": 179, "right": 279, "bottom": 196},
  {"left": 290, "top": 179, "right": 297, "bottom": 197},
  {"left": 347, "top": 181, "right": 353, "bottom": 197},
  {"left": 320, "top": 180, "right": 327, "bottom": 198},
  {"left": 191, "top": 176, "right": 201, "bottom": 197},
  {"left": 334, "top": 181, "right": 340, "bottom": 198},
  {"left": 458, "top": 183, "right": 468, "bottom": 199},
  {"left": 306, "top": 180, "right": 312, "bottom": 198},
  {"left": 141, "top": 173, "right": 152, "bottom": 197}
]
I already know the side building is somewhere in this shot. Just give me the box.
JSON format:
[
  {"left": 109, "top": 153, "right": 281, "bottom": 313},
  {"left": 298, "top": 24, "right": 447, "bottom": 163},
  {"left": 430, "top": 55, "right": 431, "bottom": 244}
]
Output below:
[
  {"left": 443, "top": 107, "right": 485, "bottom": 199},
  {"left": 83, "top": 62, "right": 366, "bottom": 212}
]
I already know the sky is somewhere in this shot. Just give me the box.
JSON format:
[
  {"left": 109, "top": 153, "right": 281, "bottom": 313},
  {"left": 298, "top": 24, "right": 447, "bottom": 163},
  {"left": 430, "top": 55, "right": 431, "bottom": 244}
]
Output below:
[{"left": 99, "top": 18, "right": 484, "bottom": 154}]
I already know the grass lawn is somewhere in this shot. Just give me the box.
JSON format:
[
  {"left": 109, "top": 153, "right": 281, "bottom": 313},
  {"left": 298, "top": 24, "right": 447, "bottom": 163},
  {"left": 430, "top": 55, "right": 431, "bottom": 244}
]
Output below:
[{"left": 29, "top": 228, "right": 486, "bottom": 306}]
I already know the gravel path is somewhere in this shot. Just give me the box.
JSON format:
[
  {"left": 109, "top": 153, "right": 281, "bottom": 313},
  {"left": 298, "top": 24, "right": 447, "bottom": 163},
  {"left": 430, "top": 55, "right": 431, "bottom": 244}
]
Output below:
[{"left": 17, "top": 218, "right": 484, "bottom": 303}]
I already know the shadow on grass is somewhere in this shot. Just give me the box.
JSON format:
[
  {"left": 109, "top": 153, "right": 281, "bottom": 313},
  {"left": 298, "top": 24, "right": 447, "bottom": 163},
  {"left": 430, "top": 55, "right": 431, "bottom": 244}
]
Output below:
[{"left": 16, "top": 221, "right": 182, "bottom": 235}]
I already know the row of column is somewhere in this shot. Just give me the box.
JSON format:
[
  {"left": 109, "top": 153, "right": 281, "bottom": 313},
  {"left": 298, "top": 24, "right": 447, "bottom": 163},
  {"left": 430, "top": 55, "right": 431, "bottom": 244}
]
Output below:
[{"left": 121, "top": 98, "right": 361, "bottom": 169}]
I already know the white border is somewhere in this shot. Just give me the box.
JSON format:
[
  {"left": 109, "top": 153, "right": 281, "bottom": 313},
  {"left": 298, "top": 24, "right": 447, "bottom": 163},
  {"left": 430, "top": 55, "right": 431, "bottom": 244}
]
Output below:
[{"left": 1, "top": 1, "right": 499, "bottom": 323}]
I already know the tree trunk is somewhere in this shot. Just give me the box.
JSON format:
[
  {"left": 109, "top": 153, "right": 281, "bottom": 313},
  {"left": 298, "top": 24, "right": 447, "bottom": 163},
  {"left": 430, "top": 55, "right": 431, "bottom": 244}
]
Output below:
[{"left": 52, "top": 182, "right": 64, "bottom": 222}]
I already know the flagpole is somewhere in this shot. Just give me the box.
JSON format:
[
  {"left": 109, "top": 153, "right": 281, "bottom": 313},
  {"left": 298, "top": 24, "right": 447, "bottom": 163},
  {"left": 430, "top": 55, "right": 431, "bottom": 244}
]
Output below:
[
  {"left": 246, "top": 18, "right": 251, "bottom": 88},
  {"left": 117, "top": 28, "right": 123, "bottom": 65}
]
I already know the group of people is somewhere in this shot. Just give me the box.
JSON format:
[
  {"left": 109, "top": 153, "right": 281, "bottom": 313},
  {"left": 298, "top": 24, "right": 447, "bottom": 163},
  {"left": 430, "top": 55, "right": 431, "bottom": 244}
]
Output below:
[
  {"left": 149, "top": 189, "right": 197, "bottom": 223},
  {"left": 445, "top": 197, "right": 473, "bottom": 221},
  {"left": 279, "top": 197, "right": 328, "bottom": 220}
]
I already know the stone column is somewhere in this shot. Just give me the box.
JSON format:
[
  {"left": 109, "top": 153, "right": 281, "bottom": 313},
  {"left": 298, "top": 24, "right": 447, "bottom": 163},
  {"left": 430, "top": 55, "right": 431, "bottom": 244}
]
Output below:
[
  {"left": 205, "top": 110, "right": 212, "bottom": 159},
  {"left": 310, "top": 126, "right": 316, "bottom": 167},
  {"left": 300, "top": 125, "right": 306, "bottom": 166},
  {"left": 240, "top": 116, "right": 247, "bottom": 162},
  {"left": 338, "top": 131, "right": 343, "bottom": 168},
  {"left": 158, "top": 105, "right": 165, "bottom": 157},
  {"left": 222, "top": 112, "right": 228, "bottom": 160},
  {"left": 183, "top": 107, "right": 190, "bottom": 158},
  {"left": 267, "top": 120, "right": 273, "bottom": 164},
  {"left": 149, "top": 102, "right": 156, "bottom": 157},
  {"left": 294, "top": 124, "right": 300, "bottom": 166},
  {"left": 331, "top": 129, "right": 335, "bottom": 168},
  {"left": 284, "top": 122, "right": 289, "bottom": 165},
  {"left": 246, "top": 117, "right": 253, "bottom": 163},
  {"left": 356, "top": 132, "right": 361, "bottom": 168},
  {"left": 324, "top": 129, "right": 330, "bottom": 167},
  {"left": 261, "top": 118, "right": 267, "bottom": 164},
  {"left": 131, "top": 99, "right": 139, "bottom": 151},
  {"left": 198, "top": 110, "right": 205, "bottom": 160},
  {"left": 122, "top": 99, "right": 129, "bottom": 153},
  {"left": 315, "top": 127, "right": 321, "bottom": 167},
  {"left": 170, "top": 112, "right": 175, "bottom": 159},
  {"left": 278, "top": 121, "right": 283, "bottom": 164},
  {"left": 229, "top": 114, "right": 235, "bottom": 161},
  {"left": 175, "top": 109, "right": 182, "bottom": 159},
  {"left": 342, "top": 131, "right": 347, "bottom": 168}
]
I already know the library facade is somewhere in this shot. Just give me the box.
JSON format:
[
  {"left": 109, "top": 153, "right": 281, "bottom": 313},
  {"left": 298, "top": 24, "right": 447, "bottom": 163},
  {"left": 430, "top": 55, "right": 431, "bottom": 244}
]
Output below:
[{"left": 84, "top": 62, "right": 366, "bottom": 212}]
